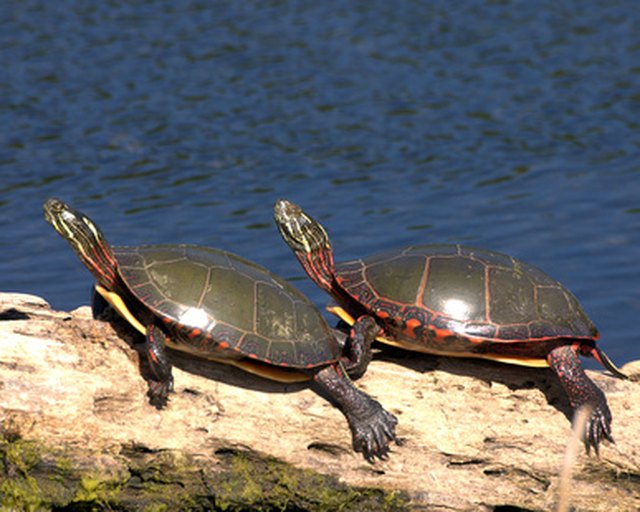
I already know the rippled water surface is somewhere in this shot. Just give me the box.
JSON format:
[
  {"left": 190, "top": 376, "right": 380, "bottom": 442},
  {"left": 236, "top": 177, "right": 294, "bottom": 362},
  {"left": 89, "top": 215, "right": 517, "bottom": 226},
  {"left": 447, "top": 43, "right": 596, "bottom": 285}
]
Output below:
[{"left": 2, "top": 0, "right": 639, "bottom": 363}]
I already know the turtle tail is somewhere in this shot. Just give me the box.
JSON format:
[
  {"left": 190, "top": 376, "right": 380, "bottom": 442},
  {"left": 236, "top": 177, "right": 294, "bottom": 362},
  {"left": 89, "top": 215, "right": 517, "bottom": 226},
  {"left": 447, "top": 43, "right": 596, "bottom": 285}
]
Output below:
[{"left": 590, "top": 345, "right": 628, "bottom": 380}]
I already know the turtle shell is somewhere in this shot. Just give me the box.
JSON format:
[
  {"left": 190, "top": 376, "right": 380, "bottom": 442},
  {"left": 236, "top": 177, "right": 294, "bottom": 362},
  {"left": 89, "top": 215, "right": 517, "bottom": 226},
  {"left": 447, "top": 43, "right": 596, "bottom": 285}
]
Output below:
[
  {"left": 332, "top": 244, "right": 598, "bottom": 356},
  {"left": 114, "top": 244, "right": 340, "bottom": 369}
]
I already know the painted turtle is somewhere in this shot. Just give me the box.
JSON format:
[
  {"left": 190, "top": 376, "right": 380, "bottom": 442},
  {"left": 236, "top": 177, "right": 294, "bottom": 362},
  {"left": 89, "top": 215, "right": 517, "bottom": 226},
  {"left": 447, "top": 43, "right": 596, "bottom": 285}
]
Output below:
[
  {"left": 274, "top": 199, "right": 628, "bottom": 454},
  {"left": 43, "top": 198, "right": 397, "bottom": 460}
]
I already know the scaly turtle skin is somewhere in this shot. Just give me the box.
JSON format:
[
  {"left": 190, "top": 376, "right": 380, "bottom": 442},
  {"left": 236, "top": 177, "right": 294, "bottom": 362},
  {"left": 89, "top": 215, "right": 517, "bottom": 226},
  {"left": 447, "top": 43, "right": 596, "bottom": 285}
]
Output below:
[
  {"left": 43, "top": 198, "right": 397, "bottom": 461},
  {"left": 274, "top": 199, "right": 628, "bottom": 454}
]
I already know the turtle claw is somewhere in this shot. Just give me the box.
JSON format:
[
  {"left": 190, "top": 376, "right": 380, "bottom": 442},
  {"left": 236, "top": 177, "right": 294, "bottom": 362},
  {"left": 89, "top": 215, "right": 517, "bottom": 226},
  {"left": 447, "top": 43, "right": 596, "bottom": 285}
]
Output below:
[
  {"left": 351, "top": 406, "right": 398, "bottom": 462},
  {"left": 358, "top": 438, "right": 390, "bottom": 464},
  {"left": 583, "top": 402, "right": 614, "bottom": 456},
  {"left": 147, "top": 377, "right": 174, "bottom": 409}
]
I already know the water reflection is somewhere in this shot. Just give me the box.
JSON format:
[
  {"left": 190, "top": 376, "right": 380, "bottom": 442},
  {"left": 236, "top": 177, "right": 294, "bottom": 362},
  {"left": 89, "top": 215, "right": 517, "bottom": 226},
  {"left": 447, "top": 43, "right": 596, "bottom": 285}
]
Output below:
[{"left": 1, "top": 0, "right": 639, "bottom": 362}]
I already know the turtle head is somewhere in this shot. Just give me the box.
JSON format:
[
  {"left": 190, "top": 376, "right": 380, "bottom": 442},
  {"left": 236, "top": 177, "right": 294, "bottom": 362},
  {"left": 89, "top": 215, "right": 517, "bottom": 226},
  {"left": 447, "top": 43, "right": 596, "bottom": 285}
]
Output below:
[
  {"left": 274, "top": 199, "right": 331, "bottom": 254},
  {"left": 43, "top": 198, "right": 118, "bottom": 288},
  {"left": 274, "top": 199, "right": 336, "bottom": 292}
]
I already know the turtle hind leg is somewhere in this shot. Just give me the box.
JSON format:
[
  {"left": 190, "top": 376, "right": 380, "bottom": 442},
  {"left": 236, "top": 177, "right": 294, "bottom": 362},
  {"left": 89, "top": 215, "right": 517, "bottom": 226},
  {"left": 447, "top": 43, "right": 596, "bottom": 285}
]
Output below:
[
  {"left": 342, "top": 315, "right": 379, "bottom": 380},
  {"left": 313, "top": 361, "right": 397, "bottom": 461},
  {"left": 548, "top": 344, "right": 613, "bottom": 454}
]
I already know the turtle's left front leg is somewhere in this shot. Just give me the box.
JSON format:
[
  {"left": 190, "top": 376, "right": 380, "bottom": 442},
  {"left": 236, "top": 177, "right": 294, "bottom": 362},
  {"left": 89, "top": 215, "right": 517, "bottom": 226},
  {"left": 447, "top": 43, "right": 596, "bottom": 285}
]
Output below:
[
  {"left": 145, "top": 324, "right": 174, "bottom": 408},
  {"left": 313, "top": 361, "right": 397, "bottom": 461},
  {"left": 548, "top": 344, "right": 613, "bottom": 454}
]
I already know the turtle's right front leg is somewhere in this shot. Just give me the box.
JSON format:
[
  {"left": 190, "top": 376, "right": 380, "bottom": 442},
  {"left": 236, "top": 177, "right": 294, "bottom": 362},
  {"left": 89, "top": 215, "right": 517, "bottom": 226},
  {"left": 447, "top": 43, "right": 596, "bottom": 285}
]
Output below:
[
  {"left": 342, "top": 315, "right": 379, "bottom": 380},
  {"left": 313, "top": 361, "right": 397, "bottom": 461},
  {"left": 145, "top": 324, "right": 174, "bottom": 408}
]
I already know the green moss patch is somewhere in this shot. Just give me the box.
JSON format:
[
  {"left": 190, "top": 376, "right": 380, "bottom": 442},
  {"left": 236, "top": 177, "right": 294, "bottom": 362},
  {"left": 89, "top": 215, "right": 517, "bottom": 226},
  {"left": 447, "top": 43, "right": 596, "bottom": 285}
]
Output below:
[
  {"left": 212, "top": 447, "right": 407, "bottom": 511},
  {"left": 1, "top": 429, "right": 408, "bottom": 511}
]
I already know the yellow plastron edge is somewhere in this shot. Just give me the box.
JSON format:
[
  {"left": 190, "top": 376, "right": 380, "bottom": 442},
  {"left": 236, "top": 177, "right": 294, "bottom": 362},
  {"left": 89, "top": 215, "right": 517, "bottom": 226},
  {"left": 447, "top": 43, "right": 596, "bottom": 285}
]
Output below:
[
  {"left": 94, "top": 284, "right": 311, "bottom": 383},
  {"left": 326, "top": 305, "right": 550, "bottom": 369}
]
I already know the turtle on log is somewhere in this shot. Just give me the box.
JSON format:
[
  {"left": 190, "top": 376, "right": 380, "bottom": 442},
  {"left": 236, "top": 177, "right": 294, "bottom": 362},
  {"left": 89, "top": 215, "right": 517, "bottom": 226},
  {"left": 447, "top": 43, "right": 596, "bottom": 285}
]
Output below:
[
  {"left": 274, "top": 199, "right": 628, "bottom": 454},
  {"left": 44, "top": 198, "right": 397, "bottom": 461}
]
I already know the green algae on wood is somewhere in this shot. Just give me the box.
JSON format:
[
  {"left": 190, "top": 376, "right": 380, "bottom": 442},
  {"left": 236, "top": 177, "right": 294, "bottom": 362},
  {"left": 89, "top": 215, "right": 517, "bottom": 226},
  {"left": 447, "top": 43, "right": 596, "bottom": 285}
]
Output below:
[
  {"left": 0, "top": 428, "right": 408, "bottom": 511},
  {"left": 211, "top": 447, "right": 408, "bottom": 511}
]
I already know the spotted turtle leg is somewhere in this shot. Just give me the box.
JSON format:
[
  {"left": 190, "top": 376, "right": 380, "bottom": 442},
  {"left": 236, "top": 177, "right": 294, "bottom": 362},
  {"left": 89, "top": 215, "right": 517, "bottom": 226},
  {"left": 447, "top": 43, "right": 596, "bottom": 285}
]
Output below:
[
  {"left": 313, "top": 361, "right": 397, "bottom": 461},
  {"left": 342, "top": 316, "right": 379, "bottom": 380},
  {"left": 145, "top": 324, "right": 175, "bottom": 409},
  {"left": 548, "top": 344, "right": 613, "bottom": 454}
]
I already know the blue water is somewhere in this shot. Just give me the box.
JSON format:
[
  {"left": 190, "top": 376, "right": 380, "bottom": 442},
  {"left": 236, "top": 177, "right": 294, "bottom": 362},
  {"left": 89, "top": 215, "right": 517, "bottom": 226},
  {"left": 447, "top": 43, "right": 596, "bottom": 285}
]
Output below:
[{"left": 1, "top": 1, "right": 639, "bottom": 365}]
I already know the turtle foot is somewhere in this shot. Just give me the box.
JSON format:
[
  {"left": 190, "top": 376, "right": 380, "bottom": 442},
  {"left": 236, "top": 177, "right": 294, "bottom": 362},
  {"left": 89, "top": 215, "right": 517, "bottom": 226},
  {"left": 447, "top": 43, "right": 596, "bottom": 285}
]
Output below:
[
  {"left": 583, "top": 399, "right": 614, "bottom": 456},
  {"left": 147, "top": 377, "right": 174, "bottom": 409},
  {"left": 350, "top": 403, "right": 398, "bottom": 462},
  {"left": 313, "top": 362, "right": 398, "bottom": 461}
]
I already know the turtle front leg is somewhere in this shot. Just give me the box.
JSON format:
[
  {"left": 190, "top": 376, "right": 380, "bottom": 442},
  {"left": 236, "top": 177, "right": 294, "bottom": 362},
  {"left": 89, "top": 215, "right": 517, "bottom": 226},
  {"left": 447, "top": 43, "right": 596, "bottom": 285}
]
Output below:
[
  {"left": 145, "top": 324, "right": 175, "bottom": 408},
  {"left": 342, "top": 315, "right": 379, "bottom": 379},
  {"left": 313, "top": 361, "right": 397, "bottom": 461},
  {"left": 548, "top": 344, "right": 613, "bottom": 454}
]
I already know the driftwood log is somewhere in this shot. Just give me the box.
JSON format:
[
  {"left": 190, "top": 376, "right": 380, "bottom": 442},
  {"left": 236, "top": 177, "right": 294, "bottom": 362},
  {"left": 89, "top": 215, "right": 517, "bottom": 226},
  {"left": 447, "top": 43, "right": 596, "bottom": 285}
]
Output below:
[{"left": 1, "top": 292, "right": 639, "bottom": 511}]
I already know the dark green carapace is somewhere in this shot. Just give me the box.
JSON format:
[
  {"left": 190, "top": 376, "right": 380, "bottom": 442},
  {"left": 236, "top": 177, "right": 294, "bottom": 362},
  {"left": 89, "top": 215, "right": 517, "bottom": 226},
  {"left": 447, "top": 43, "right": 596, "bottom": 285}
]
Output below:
[
  {"left": 116, "top": 245, "right": 338, "bottom": 367},
  {"left": 336, "top": 245, "right": 597, "bottom": 345}
]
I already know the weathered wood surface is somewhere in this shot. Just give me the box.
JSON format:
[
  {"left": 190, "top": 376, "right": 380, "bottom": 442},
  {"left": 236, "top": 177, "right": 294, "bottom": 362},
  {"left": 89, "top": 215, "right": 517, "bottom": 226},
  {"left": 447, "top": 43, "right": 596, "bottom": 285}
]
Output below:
[{"left": 1, "top": 292, "right": 639, "bottom": 511}]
